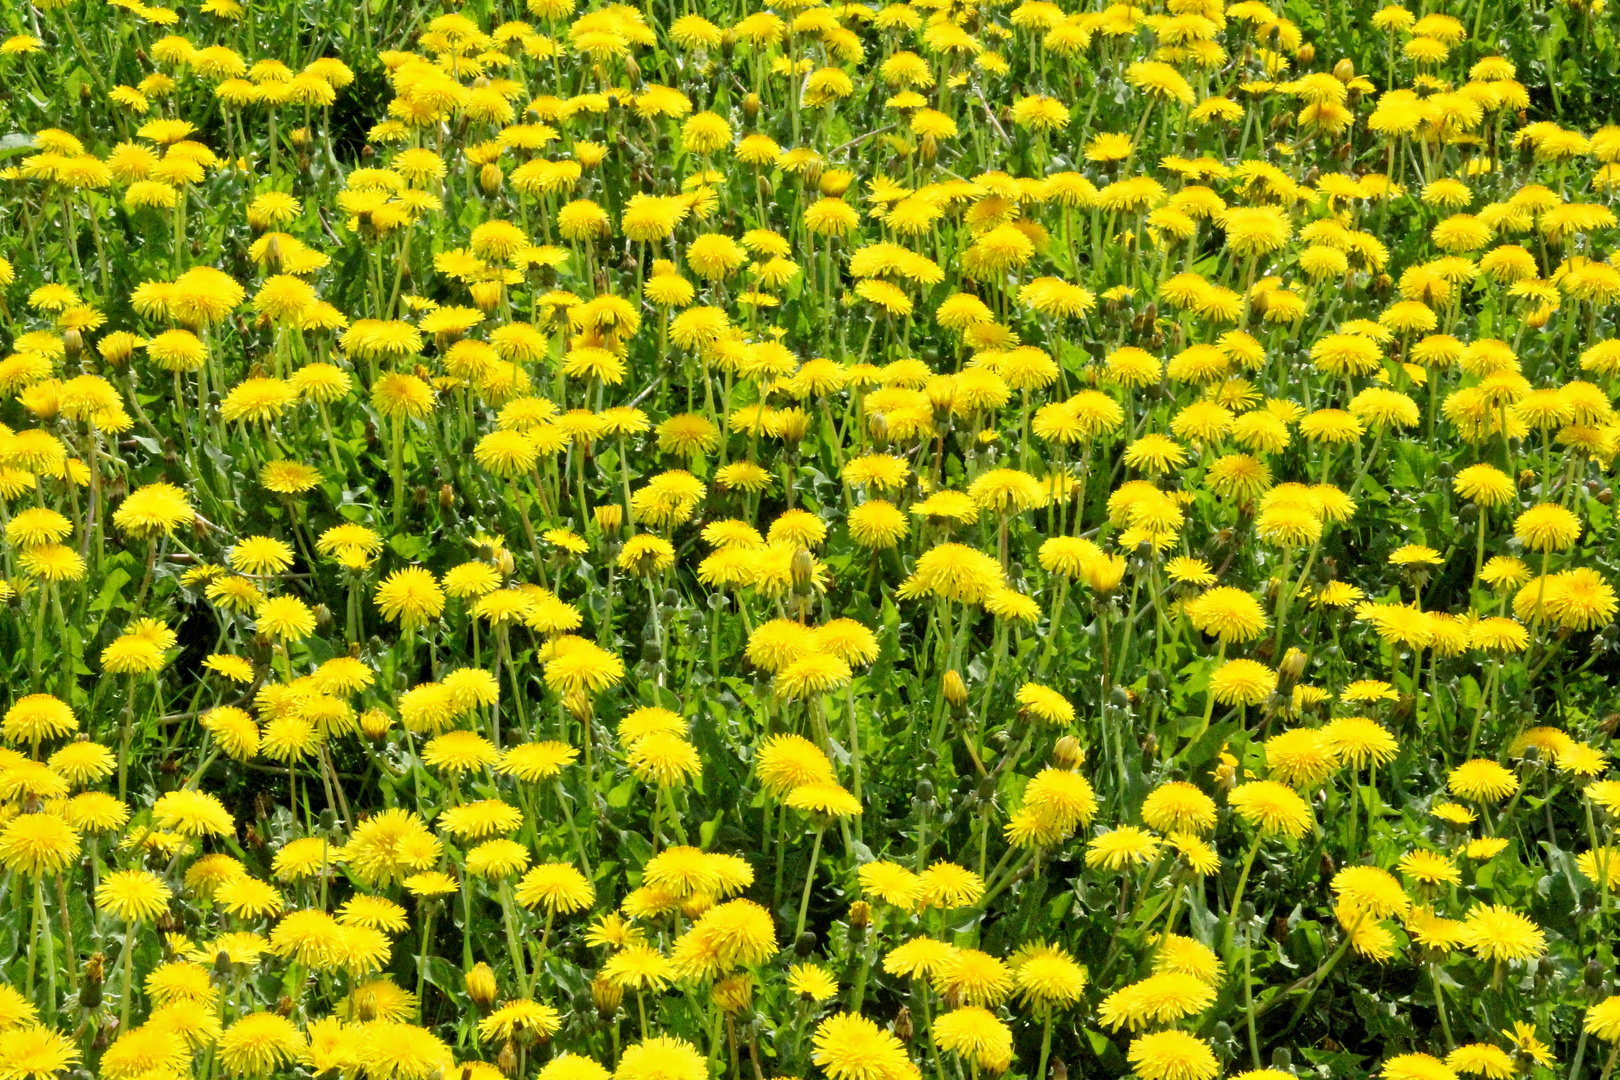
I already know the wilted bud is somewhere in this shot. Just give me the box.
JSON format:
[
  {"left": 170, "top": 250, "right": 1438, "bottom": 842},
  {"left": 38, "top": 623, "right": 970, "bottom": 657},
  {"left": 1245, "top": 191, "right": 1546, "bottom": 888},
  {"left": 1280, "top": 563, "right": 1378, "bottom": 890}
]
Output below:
[
  {"left": 496, "top": 1041, "right": 519, "bottom": 1077},
  {"left": 1052, "top": 735, "right": 1086, "bottom": 769},
  {"left": 1333, "top": 58, "right": 1355, "bottom": 81},
  {"left": 592, "top": 974, "right": 623, "bottom": 1013},
  {"left": 594, "top": 503, "right": 623, "bottom": 535},
  {"left": 480, "top": 163, "right": 504, "bottom": 194},
  {"left": 713, "top": 973, "right": 753, "bottom": 1014},
  {"left": 848, "top": 900, "right": 871, "bottom": 929},
  {"left": 563, "top": 688, "right": 593, "bottom": 721},
  {"left": 359, "top": 708, "right": 393, "bottom": 740},
  {"left": 466, "top": 962, "right": 498, "bottom": 1010},
  {"left": 743, "top": 93, "right": 761, "bottom": 120},
  {"left": 942, "top": 670, "right": 968, "bottom": 706},
  {"left": 791, "top": 547, "right": 816, "bottom": 589},
  {"left": 81, "top": 953, "right": 105, "bottom": 1008},
  {"left": 894, "top": 1006, "right": 914, "bottom": 1043},
  {"left": 276, "top": 995, "right": 294, "bottom": 1017}
]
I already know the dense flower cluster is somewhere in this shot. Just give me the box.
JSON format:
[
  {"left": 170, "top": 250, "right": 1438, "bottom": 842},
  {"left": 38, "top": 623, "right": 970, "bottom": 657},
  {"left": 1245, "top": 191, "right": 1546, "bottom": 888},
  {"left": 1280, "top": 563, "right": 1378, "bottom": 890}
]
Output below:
[{"left": 1, "top": 0, "right": 1619, "bottom": 1078}]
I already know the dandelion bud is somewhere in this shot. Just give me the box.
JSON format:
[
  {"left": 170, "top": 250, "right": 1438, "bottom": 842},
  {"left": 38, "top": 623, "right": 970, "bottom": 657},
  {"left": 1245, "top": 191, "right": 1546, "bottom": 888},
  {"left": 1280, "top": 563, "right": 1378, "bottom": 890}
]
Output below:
[
  {"left": 943, "top": 670, "right": 968, "bottom": 706},
  {"left": 801, "top": 156, "right": 824, "bottom": 189},
  {"left": 471, "top": 280, "right": 504, "bottom": 311},
  {"left": 480, "top": 163, "right": 504, "bottom": 194},
  {"left": 439, "top": 484, "right": 456, "bottom": 511},
  {"left": 1051, "top": 1059, "right": 1067, "bottom": 1080},
  {"left": 496, "top": 1041, "right": 519, "bottom": 1077},
  {"left": 743, "top": 93, "right": 760, "bottom": 120},
  {"left": 1053, "top": 735, "right": 1085, "bottom": 769},
  {"left": 263, "top": 234, "right": 284, "bottom": 273},
  {"left": 894, "top": 1006, "right": 914, "bottom": 1043},
  {"left": 594, "top": 503, "right": 623, "bottom": 535},
  {"left": 1295, "top": 43, "right": 1315, "bottom": 64},
  {"left": 1333, "top": 58, "right": 1355, "bottom": 81},
  {"left": 592, "top": 974, "right": 623, "bottom": 1013},
  {"left": 623, "top": 55, "right": 641, "bottom": 83},
  {"left": 775, "top": 409, "right": 809, "bottom": 443},
  {"left": 720, "top": 29, "right": 737, "bottom": 57},
  {"left": 276, "top": 995, "right": 294, "bottom": 1017},
  {"left": 313, "top": 603, "right": 333, "bottom": 628},
  {"left": 80, "top": 82, "right": 92, "bottom": 103},
  {"left": 713, "top": 973, "right": 753, "bottom": 1014},
  {"left": 1525, "top": 305, "right": 1551, "bottom": 330},
  {"left": 290, "top": 127, "right": 310, "bottom": 148},
  {"left": 819, "top": 168, "right": 853, "bottom": 197},
  {"left": 1278, "top": 647, "right": 1307, "bottom": 684},
  {"left": 61, "top": 328, "right": 84, "bottom": 365},
  {"left": 466, "top": 962, "right": 498, "bottom": 1010},
  {"left": 791, "top": 547, "right": 816, "bottom": 589},
  {"left": 848, "top": 900, "right": 871, "bottom": 929},
  {"left": 563, "top": 688, "right": 593, "bottom": 720},
  {"left": 920, "top": 133, "right": 938, "bottom": 163},
  {"left": 867, "top": 411, "right": 890, "bottom": 450},
  {"left": 359, "top": 708, "right": 393, "bottom": 740}
]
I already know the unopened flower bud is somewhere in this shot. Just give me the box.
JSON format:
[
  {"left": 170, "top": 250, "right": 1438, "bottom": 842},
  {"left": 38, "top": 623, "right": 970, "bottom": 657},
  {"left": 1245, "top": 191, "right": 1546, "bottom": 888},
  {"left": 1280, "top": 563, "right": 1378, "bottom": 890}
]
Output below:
[
  {"left": 63, "top": 328, "right": 84, "bottom": 362},
  {"left": 1278, "top": 647, "right": 1307, "bottom": 684},
  {"left": 591, "top": 504, "right": 622, "bottom": 536},
  {"left": 493, "top": 547, "right": 517, "bottom": 576},
  {"left": 791, "top": 548, "right": 816, "bottom": 589},
  {"left": 497, "top": 1041, "right": 519, "bottom": 1077},
  {"left": 360, "top": 708, "right": 392, "bottom": 739},
  {"left": 466, "top": 962, "right": 498, "bottom": 1010},
  {"left": 1295, "top": 43, "right": 1315, "bottom": 64},
  {"left": 592, "top": 974, "right": 623, "bottom": 1012},
  {"left": 563, "top": 688, "right": 593, "bottom": 720},
  {"left": 848, "top": 900, "right": 871, "bottom": 929},
  {"left": 471, "top": 280, "right": 504, "bottom": 311},
  {"left": 480, "top": 163, "right": 504, "bottom": 194},
  {"left": 713, "top": 973, "right": 753, "bottom": 1014},
  {"left": 742, "top": 93, "right": 760, "bottom": 120},
  {"left": 943, "top": 670, "right": 968, "bottom": 706},
  {"left": 1333, "top": 58, "right": 1355, "bottom": 81},
  {"left": 819, "top": 168, "right": 853, "bottom": 197},
  {"left": 1053, "top": 735, "right": 1085, "bottom": 769}
]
